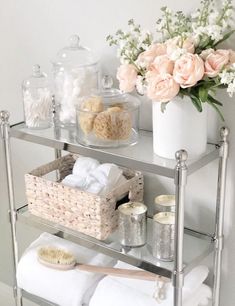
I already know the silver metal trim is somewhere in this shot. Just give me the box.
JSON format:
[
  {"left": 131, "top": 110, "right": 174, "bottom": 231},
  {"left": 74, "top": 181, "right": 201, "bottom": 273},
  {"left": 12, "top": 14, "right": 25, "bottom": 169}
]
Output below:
[
  {"left": 0, "top": 111, "right": 22, "bottom": 306},
  {"left": 173, "top": 150, "right": 188, "bottom": 306},
  {"left": 22, "top": 290, "right": 57, "bottom": 306},
  {"left": 10, "top": 123, "right": 220, "bottom": 178},
  {"left": 212, "top": 127, "right": 229, "bottom": 306}
]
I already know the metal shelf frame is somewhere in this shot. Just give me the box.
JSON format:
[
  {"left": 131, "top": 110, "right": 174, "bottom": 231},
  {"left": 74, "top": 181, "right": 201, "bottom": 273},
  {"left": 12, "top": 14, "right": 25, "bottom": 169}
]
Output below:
[{"left": 0, "top": 110, "right": 229, "bottom": 306}]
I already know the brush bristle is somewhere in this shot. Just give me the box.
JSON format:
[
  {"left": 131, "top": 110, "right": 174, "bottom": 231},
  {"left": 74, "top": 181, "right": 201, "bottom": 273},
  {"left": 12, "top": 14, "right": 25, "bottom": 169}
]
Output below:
[{"left": 38, "top": 247, "right": 76, "bottom": 265}]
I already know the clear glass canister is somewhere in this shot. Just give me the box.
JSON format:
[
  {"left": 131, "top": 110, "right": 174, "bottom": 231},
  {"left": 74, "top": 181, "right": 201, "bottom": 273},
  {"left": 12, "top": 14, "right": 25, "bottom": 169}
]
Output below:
[
  {"left": 22, "top": 65, "right": 52, "bottom": 129},
  {"left": 52, "top": 35, "right": 100, "bottom": 127},
  {"left": 76, "top": 76, "right": 140, "bottom": 148}
]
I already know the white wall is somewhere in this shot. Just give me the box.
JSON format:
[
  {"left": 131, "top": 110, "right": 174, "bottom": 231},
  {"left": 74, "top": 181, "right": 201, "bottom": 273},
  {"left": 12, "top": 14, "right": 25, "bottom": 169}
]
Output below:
[{"left": 0, "top": 0, "right": 235, "bottom": 305}]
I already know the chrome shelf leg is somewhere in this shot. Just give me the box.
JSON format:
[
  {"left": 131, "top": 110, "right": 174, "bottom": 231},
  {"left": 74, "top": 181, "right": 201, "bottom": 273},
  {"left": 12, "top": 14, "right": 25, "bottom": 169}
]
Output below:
[
  {"left": 0, "top": 111, "right": 22, "bottom": 306},
  {"left": 173, "top": 150, "right": 188, "bottom": 306},
  {"left": 213, "top": 127, "right": 229, "bottom": 306}
]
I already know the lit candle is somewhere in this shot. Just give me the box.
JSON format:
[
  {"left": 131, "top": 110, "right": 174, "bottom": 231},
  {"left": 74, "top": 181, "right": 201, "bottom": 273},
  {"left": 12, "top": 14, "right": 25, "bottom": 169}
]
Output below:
[
  {"left": 154, "top": 195, "right": 175, "bottom": 215},
  {"left": 118, "top": 202, "right": 147, "bottom": 247}
]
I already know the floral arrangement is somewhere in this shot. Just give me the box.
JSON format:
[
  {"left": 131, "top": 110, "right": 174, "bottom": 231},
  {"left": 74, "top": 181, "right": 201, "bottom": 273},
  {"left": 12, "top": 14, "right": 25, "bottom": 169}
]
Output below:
[{"left": 107, "top": 0, "right": 235, "bottom": 120}]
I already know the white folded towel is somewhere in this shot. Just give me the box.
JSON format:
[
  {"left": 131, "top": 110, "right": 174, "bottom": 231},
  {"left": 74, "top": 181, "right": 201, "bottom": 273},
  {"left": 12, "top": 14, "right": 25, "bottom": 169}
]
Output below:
[
  {"left": 89, "top": 262, "right": 212, "bottom": 306},
  {"left": 85, "top": 163, "right": 127, "bottom": 195},
  {"left": 72, "top": 157, "right": 100, "bottom": 177},
  {"left": 62, "top": 159, "right": 127, "bottom": 196},
  {"left": 17, "top": 233, "right": 116, "bottom": 306}
]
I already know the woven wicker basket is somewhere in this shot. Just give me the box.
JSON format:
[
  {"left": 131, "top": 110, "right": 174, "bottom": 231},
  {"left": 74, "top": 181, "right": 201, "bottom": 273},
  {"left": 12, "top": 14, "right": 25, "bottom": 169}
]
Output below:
[{"left": 25, "top": 154, "right": 144, "bottom": 240}]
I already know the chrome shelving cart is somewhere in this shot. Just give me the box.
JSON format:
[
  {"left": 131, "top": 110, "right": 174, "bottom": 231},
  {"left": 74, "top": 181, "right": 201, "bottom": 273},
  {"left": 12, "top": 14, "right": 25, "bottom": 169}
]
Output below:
[{"left": 0, "top": 110, "right": 229, "bottom": 306}]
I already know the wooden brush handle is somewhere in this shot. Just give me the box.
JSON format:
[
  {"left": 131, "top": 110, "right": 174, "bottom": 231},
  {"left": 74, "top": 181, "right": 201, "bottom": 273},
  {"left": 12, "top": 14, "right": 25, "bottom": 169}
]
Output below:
[{"left": 76, "top": 264, "right": 165, "bottom": 282}]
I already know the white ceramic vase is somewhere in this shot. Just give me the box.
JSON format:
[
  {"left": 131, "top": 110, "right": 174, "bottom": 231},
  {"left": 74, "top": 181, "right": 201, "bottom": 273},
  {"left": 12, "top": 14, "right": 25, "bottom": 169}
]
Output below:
[{"left": 152, "top": 96, "right": 208, "bottom": 159}]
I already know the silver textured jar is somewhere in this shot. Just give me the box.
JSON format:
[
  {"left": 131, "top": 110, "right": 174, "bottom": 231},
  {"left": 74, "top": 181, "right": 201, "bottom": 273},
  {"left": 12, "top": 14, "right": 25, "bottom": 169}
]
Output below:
[
  {"left": 153, "top": 195, "right": 175, "bottom": 215},
  {"left": 118, "top": 202, "right": 147, "bottom": 247},
  {"left": 152, "top": 212, "right": 175, "bottom": 261}
]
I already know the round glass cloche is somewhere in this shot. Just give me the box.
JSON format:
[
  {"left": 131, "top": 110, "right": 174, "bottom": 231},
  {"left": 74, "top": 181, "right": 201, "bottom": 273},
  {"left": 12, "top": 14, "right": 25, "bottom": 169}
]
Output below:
[{"left": 76, "top": 76, "right": 140, "bottom": 148}]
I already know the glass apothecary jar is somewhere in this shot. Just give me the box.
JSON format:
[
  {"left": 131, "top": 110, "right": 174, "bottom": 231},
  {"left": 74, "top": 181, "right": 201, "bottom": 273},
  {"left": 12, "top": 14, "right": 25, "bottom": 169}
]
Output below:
[
  {"left": 76, "top": 76, "right": 140, "bottom": 148},
  {"left": 52, "top": 35, "right": 100, "bottom": 127},
  {"left": 22, "top": 65, "right": 52, "bottom": 129}
]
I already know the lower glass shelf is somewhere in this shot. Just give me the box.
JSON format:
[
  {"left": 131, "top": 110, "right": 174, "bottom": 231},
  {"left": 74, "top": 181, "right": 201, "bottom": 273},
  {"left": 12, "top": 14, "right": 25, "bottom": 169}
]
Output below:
[
  {"left": 17, "top": 205, "right": 214, "bottom": 279},
  {"left": 22, "top": 289, "right": 57, "bottom": 305}
]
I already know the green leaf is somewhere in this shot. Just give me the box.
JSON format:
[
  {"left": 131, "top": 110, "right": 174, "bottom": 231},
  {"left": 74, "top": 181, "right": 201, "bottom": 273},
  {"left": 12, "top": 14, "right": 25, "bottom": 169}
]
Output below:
[
  {"left": 207, "top": 95, "right": 223, "bottom": 106},
  {"left": 190, "top": 95, "right": 202, "bottom": 112},
  {"left": 199, "top": 87, "right": 208, "bottom": 102},
  {"left": 207, "top": 101, "right": 225, "bottom": 121},
  {"left": 161, "top": 102, "right": 169, "bottom": 113},
  {"left": 213, "top": 29, "right": 235, "bottom": 47}
]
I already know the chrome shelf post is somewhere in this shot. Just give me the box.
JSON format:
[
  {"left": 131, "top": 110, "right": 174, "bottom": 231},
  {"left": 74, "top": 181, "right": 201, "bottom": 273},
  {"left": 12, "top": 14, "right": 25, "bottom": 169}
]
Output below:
[
  {"left": 0, "top": 111, "right": 22, "bottom": 306},
  {"left": 213, "top": 127, "right": 229, "bottom": 306},
  {"left": 173, "top": 150, "right": 188, "bottom": 306}
]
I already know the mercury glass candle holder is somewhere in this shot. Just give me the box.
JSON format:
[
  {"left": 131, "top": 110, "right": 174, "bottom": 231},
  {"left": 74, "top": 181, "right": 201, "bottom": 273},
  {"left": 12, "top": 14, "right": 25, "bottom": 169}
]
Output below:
[
  {"left": 153, "top": 195, "right": 175, "bottom": 215},
  {"left": 152, "top": 212, "right": 175, "bottom": 261},
  {"left": 118, "top": 202, "right": 147, "bottom": 247}
]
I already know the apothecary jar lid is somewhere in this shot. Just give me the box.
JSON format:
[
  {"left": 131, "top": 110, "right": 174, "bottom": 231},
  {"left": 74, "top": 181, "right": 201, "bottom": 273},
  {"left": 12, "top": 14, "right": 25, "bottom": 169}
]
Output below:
[
  {"left": 52, "top": 34, "right": 99, "bottom": 68},
  {"left": 78, "top": 75, "right": 140, "bottom": 112},
  {"left": 22, "top": 64, "right": 50, "bottom": 89}
]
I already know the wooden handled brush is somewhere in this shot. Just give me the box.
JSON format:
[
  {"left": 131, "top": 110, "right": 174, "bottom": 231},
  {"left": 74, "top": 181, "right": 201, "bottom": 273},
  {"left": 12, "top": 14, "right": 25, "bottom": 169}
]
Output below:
[{"left": 38, "top": 246, "right": 167, "bottom": 282}]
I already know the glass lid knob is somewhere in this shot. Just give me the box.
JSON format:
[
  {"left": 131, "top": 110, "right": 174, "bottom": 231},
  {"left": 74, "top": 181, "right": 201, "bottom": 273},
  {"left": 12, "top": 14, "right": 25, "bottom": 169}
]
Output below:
[
  {"left": 102, "top": 75, "right": 113, "bottom": 89},
  {"left": 69, "top": 35, "right": 80, "bottom": 48}
]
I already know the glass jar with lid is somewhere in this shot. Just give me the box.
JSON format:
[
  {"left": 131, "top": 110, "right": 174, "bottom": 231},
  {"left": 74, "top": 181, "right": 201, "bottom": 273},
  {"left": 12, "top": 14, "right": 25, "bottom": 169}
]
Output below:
[
  {"left": 22, "top": 65, "right": 52, "bottom": 129},
  {"left": 52, "top": 35, "right": 100, "bottom": 127},
  {"left": 76, "top": 76, "right": 140, "bottom": 148}
]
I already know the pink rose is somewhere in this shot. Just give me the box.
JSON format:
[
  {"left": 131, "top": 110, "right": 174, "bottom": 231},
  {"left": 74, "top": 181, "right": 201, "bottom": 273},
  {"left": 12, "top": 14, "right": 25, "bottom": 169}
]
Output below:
[
  {"left": 117, "top": 64, "right": 137, "bottom": 92},
  {"left": 166, "top": 37, "right": 181, "bottom": 57},
  {"left": 148, "top": 55, "right": 174, "bottom": 75},
  {"left": 182, "top": 37, "right": 195, "bottom": 54},
  {"left": 173, "top": 53, "right": 205, "bottom": 88},
  {"left": 147, "top": 73, "right": 180, "bottom": 102},
  {"left": 229, "top": 49, "right": 235, "bottom": 64},
  {"left": 200, "top": 48, "right": 214, "bottom": 60},
  {"left": 166, "top": 36, "right": 195, "bottom": 58},
  {"left": 137, "top": 43, "right": 166, "bottom": 67},
  {"left": 205, "top": 49, "right": 230, "bottom": 78}
]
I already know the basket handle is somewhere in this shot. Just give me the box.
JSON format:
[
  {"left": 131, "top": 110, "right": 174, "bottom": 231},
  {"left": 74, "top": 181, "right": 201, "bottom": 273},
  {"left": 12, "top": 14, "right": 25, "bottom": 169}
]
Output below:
[{"left": 29, "top": 154, "right": 75, "bottom": 177}]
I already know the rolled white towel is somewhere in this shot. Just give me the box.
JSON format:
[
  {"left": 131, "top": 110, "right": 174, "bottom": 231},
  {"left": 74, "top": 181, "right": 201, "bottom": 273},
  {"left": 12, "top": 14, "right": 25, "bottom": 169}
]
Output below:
[
  {"left": 113, "top": 261, "right": 209, "bottom": 299},
  {"left": 89, "top": 277, "right": 212, "bottom": 306},
  {"left": 85, "top": 163, "right": 127, "bottom": 195},
  {"left": 17, "top": 233, "right": 116, "bottom": 306},
  {"left": 184, "top": 284, "right": 212, "bottom": 306},
  {"left": 72, "top": 157, "right": 100, "bottom": 177},
  {"left": 61, "top": 174, "right": 87, "bottom": 189}
]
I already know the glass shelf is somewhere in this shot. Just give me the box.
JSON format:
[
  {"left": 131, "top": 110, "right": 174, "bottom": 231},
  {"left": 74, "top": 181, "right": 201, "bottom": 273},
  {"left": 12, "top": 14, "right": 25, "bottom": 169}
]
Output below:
[
  {"left": 10, "top": 123, "right": 220, "bottom": 178},
  {"left": 17, "top": 205, "right": 214, "bottom": 279},
  {"left": 22, "top": 290, "right": 56, "bottom": 306}
]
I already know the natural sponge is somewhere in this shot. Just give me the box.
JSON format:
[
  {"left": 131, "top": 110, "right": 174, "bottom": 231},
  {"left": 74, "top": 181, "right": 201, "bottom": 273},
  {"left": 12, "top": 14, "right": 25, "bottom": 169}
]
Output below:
[
  {"left": 79, "top": 96, "right": 104, "bottom": 134},
  {"left": 93, "top": 106, "right": 132, "bottom": 140}
]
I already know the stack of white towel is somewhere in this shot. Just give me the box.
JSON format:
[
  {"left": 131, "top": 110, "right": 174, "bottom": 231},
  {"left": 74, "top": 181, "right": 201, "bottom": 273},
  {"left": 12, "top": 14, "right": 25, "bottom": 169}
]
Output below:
[
  {"left": 17, "top": 233, "right": 116, "bottom": 306},
  {"left": 17, "top": 233, "right": 212, "bottom": 306},
  {"left": 89, "top": 261, "right": 212, "bottom": 306},
  {"left": 62, "top": 157, "right": 127, "bottom": 195}
]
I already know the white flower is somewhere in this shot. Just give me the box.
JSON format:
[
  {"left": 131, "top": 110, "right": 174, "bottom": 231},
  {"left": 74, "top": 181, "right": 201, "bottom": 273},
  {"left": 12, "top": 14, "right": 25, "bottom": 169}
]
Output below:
[
  {"left": 207, "top": 25, "right": 223, "bottom": 41},
  {"left": 219, "top": 69, "right": 235, "bottom": 97},
  {"left": 227, "top": 81, "right": 235, "bottom": 97},
  {"left": 191, "top": 11, "right": 200, "bottom": 19},
  {"left": 157, "top": 19, "right": 166, "bottom": 31},
  {"left": 208, "top": 11, "right": 219, "bottom": 24},
  {"left": 169, "top": 47, "right": 187, "bottom": 61}
]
